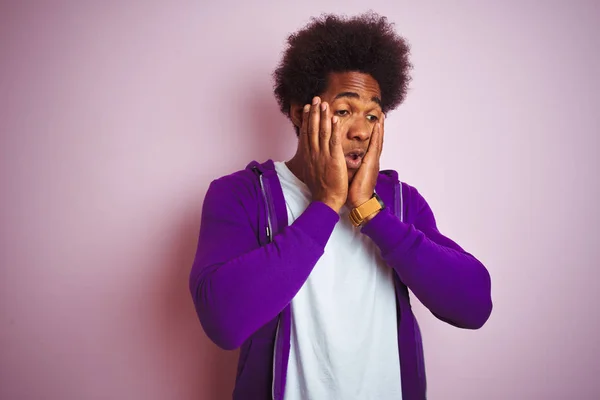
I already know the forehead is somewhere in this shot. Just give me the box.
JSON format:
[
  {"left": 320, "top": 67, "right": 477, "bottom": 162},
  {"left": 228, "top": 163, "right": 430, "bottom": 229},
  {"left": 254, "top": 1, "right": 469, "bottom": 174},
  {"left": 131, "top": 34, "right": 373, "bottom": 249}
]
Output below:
[{"left": 322, "top": 71, "right": 382, "bottom": 100}]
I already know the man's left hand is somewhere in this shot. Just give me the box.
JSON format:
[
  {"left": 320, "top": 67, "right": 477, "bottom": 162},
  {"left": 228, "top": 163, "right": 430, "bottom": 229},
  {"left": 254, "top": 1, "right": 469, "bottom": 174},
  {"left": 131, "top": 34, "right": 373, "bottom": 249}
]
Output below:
[{"left": 347, "top": 114, "right": 385, "bottom": 210}]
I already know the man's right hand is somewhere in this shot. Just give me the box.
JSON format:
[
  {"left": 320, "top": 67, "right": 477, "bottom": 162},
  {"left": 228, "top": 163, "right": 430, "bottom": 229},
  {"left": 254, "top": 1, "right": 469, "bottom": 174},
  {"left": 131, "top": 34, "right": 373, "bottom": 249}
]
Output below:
[{"left": 299, "top": 96, "right": 348, "bottom": 213}]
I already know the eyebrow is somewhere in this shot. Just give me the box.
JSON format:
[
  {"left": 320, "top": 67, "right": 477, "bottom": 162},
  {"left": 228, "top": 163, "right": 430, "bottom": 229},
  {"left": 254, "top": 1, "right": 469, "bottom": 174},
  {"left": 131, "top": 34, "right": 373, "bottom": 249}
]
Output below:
[{"left": 333, "top": 91, "right": 382, "bottom": 107}]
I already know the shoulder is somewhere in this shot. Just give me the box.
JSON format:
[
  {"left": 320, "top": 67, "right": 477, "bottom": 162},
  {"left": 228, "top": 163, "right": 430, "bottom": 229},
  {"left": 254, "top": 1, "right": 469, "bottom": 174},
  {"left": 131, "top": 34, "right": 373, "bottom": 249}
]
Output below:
[
  {"left": 377, "top": 169, "right": 431, "bottom": 223},
  {"left": 378, "top": 169, "right": 427, "bottom": 206},
  {"left": 205, "top": 161, "right": 263, "bottom": 206},
  {"left": 400, "top": 181, "right": 426, "bottom": 205}
]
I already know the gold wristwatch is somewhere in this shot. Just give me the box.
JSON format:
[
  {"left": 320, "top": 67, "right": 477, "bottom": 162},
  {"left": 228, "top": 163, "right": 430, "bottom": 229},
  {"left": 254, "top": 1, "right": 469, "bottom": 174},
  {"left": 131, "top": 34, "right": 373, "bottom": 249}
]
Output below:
[{"left": 349, "top": 193, "right": 385, "bottom": 227}]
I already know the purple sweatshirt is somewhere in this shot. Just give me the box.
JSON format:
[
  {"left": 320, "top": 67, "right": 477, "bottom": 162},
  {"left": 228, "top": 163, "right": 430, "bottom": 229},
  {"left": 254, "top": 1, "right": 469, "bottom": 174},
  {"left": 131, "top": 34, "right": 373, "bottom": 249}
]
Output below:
[{"left": 189, "top": 160, "right": 492, "bottom": 400}]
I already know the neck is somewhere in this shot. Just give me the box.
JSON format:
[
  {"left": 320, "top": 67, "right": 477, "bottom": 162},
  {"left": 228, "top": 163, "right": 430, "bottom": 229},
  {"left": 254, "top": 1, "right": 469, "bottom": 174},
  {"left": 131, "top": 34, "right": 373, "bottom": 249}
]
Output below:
[{"left": 285, "top": 153, "right": 305, "bottom": 184}]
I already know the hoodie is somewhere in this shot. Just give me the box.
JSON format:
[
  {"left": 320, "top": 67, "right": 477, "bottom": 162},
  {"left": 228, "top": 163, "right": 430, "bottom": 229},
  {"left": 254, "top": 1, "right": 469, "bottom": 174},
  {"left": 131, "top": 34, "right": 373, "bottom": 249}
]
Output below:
[{"left": 190, "top": 159, "right": 493, "bottom": 400}]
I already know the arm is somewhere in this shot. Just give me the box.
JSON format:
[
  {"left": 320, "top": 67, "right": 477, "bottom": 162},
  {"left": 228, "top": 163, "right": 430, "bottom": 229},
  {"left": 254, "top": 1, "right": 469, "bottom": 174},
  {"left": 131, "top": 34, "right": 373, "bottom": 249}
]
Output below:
[
  {"left": 361, "top": 189, "right": 493, "bottom": 329},
  {"left": 189, "top": 178, "right": 339, "bottom": 350},
  {"left": 192, "top": 96, "right": 348, "bottom": 349}
]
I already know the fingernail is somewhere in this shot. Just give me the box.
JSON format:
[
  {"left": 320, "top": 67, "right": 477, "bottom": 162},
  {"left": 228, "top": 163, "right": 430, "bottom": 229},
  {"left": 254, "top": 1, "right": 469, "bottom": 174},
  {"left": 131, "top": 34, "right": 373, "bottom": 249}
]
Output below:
[
  {"left": 321, "top": 102, "right": 327, "bottom": 111},
  {"left": 332, "top": 116, "right": 338, "bottom": 124},
  {"left": 303, "top": 104, "right": 310, "bottom": 113},
  {"left": 312, "top": 97, "right": 320, "bottom": 105}
]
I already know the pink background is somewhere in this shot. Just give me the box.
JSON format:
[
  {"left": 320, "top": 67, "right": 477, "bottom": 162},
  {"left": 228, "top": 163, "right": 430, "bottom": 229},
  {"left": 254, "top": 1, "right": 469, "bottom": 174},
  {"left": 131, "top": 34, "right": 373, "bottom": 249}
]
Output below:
[{"left": 1, "top": 1, "right": 599, "bottom": 399}]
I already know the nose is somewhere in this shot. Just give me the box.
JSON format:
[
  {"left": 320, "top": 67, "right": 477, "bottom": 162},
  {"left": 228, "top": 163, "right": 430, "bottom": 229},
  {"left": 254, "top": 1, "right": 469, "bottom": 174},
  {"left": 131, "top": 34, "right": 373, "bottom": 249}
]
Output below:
[{"left": 345, "top": 117, "right": 372, "bottom": 142}]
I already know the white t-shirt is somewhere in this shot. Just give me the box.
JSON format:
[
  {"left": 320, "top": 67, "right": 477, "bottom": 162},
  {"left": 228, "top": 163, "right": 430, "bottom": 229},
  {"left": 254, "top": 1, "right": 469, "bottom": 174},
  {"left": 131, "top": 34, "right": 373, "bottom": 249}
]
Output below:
[{"left": 275, "top": 161, "right": 402, "bottom": 400}]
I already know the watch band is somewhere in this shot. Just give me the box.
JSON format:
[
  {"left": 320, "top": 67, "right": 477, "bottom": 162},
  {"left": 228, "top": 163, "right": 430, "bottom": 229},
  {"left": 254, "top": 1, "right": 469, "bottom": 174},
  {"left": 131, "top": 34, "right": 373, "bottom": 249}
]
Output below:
[{"left": 349, "top": 193, "right": 385, "bottom": 227}]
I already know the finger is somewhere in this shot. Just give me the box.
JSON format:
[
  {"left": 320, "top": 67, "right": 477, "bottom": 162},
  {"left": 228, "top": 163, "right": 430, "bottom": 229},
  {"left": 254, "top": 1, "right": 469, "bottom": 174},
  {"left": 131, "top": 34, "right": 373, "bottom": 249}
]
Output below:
[
  {"left": 319, "top": 102, "right": 331, "bottom": 155},
  {"left": 363, "top": 121, "right": 382, "bottom": 164},
  {"left": 308, "top": 97, "right": 321, "bottom": 153},
  {"left": 329, "top": 116, "right": 344, "bottom": 158},
  {"left": 299, "top": 104, "right": 311, "bottom": 155}
]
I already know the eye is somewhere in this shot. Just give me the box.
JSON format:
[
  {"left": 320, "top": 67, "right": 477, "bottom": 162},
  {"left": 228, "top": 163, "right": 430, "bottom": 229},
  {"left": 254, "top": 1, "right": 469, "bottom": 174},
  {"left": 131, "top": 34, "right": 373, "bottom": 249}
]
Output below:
[
  {"left": 367, "top": 114, "right": 379, "bottom": 122},
  {"left": 335, "top": 110, "right": 349, "bottom": 117}
]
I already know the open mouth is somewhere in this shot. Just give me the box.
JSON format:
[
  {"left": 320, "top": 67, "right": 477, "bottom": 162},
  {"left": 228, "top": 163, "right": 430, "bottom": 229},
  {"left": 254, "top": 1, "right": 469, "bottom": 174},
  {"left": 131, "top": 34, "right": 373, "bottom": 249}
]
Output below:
[{"left": 345, "top": 150, "right": 365, "bottom": 169}]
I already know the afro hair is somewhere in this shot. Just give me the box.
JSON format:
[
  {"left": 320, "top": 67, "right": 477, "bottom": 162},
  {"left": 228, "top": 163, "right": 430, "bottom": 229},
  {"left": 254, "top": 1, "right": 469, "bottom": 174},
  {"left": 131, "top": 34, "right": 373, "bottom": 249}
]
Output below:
[{"left": 273, "top": 11, "right": 412, "bottom": 126}]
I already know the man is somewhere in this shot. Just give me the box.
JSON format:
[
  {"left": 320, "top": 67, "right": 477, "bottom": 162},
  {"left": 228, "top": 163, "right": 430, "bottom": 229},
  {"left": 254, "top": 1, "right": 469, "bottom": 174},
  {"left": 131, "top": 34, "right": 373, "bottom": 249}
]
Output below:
[{"left": 190, "top": 12, "right": 492, "bottom": 400}]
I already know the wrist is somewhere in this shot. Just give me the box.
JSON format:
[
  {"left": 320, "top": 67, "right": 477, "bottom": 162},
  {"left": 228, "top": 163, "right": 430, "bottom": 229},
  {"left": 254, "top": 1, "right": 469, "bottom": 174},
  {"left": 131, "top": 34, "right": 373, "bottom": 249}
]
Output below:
[
  {"left": 348, "top": 192, "right": 375, "bottom": 209},
  {"left": 348, "top": 200, "right": 369, "bottom": 210},
  {"left": 361, "top": 209, "right": 381, "bottom": 224},
  {"left": 319, "top": 199, "right": 343, "bottom": 214},
  {"left": 348, "top": 193, "right": 385, "bottom": 227}
]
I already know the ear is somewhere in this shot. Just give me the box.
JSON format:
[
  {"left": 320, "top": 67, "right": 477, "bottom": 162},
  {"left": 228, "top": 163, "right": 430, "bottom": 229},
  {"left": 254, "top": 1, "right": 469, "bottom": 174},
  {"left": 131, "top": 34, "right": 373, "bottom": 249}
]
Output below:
[{"left": 290, "top": 102, "right": 304, "bottom": 129}]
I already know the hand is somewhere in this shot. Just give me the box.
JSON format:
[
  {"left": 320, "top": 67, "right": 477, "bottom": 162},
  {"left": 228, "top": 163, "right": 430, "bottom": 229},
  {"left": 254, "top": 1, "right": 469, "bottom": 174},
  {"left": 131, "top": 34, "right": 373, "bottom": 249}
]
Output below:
[
  {"left": 347, "top": 114, "right": 385, "bottom": 209},
  {"left": 299, "top": 97, "right": 348, "bottom": 213}
]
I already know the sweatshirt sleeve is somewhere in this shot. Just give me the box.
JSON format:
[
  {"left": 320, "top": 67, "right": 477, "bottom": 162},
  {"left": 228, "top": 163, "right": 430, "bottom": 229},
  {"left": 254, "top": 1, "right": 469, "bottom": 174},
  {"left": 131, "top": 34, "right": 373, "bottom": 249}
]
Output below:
[
  {"left": 361, "top": 189, "right": 492, "bottom": 329},
  {"left": 189, "top": 178, "right": 339, "bottom": 350}
]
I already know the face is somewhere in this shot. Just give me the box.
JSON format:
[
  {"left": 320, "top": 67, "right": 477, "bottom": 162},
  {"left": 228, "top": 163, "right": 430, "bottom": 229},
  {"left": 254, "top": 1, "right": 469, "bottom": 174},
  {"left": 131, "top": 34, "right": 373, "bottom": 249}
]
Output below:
[{"left": 292, "top": 71, "right": 383, "bottom": 181}]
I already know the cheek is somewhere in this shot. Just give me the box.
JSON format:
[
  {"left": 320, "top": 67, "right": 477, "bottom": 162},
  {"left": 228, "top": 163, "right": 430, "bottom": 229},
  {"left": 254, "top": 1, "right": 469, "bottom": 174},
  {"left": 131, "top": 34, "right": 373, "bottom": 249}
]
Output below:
[{"left": 340, "top": 136, "right": 353, "bottom": 150}]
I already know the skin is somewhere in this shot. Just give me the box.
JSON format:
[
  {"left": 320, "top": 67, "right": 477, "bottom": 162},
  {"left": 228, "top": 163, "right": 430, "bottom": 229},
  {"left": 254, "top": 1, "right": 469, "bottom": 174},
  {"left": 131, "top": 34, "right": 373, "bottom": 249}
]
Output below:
[{"left": 286, "top": 71, "right": 385, "bottom": 222}]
